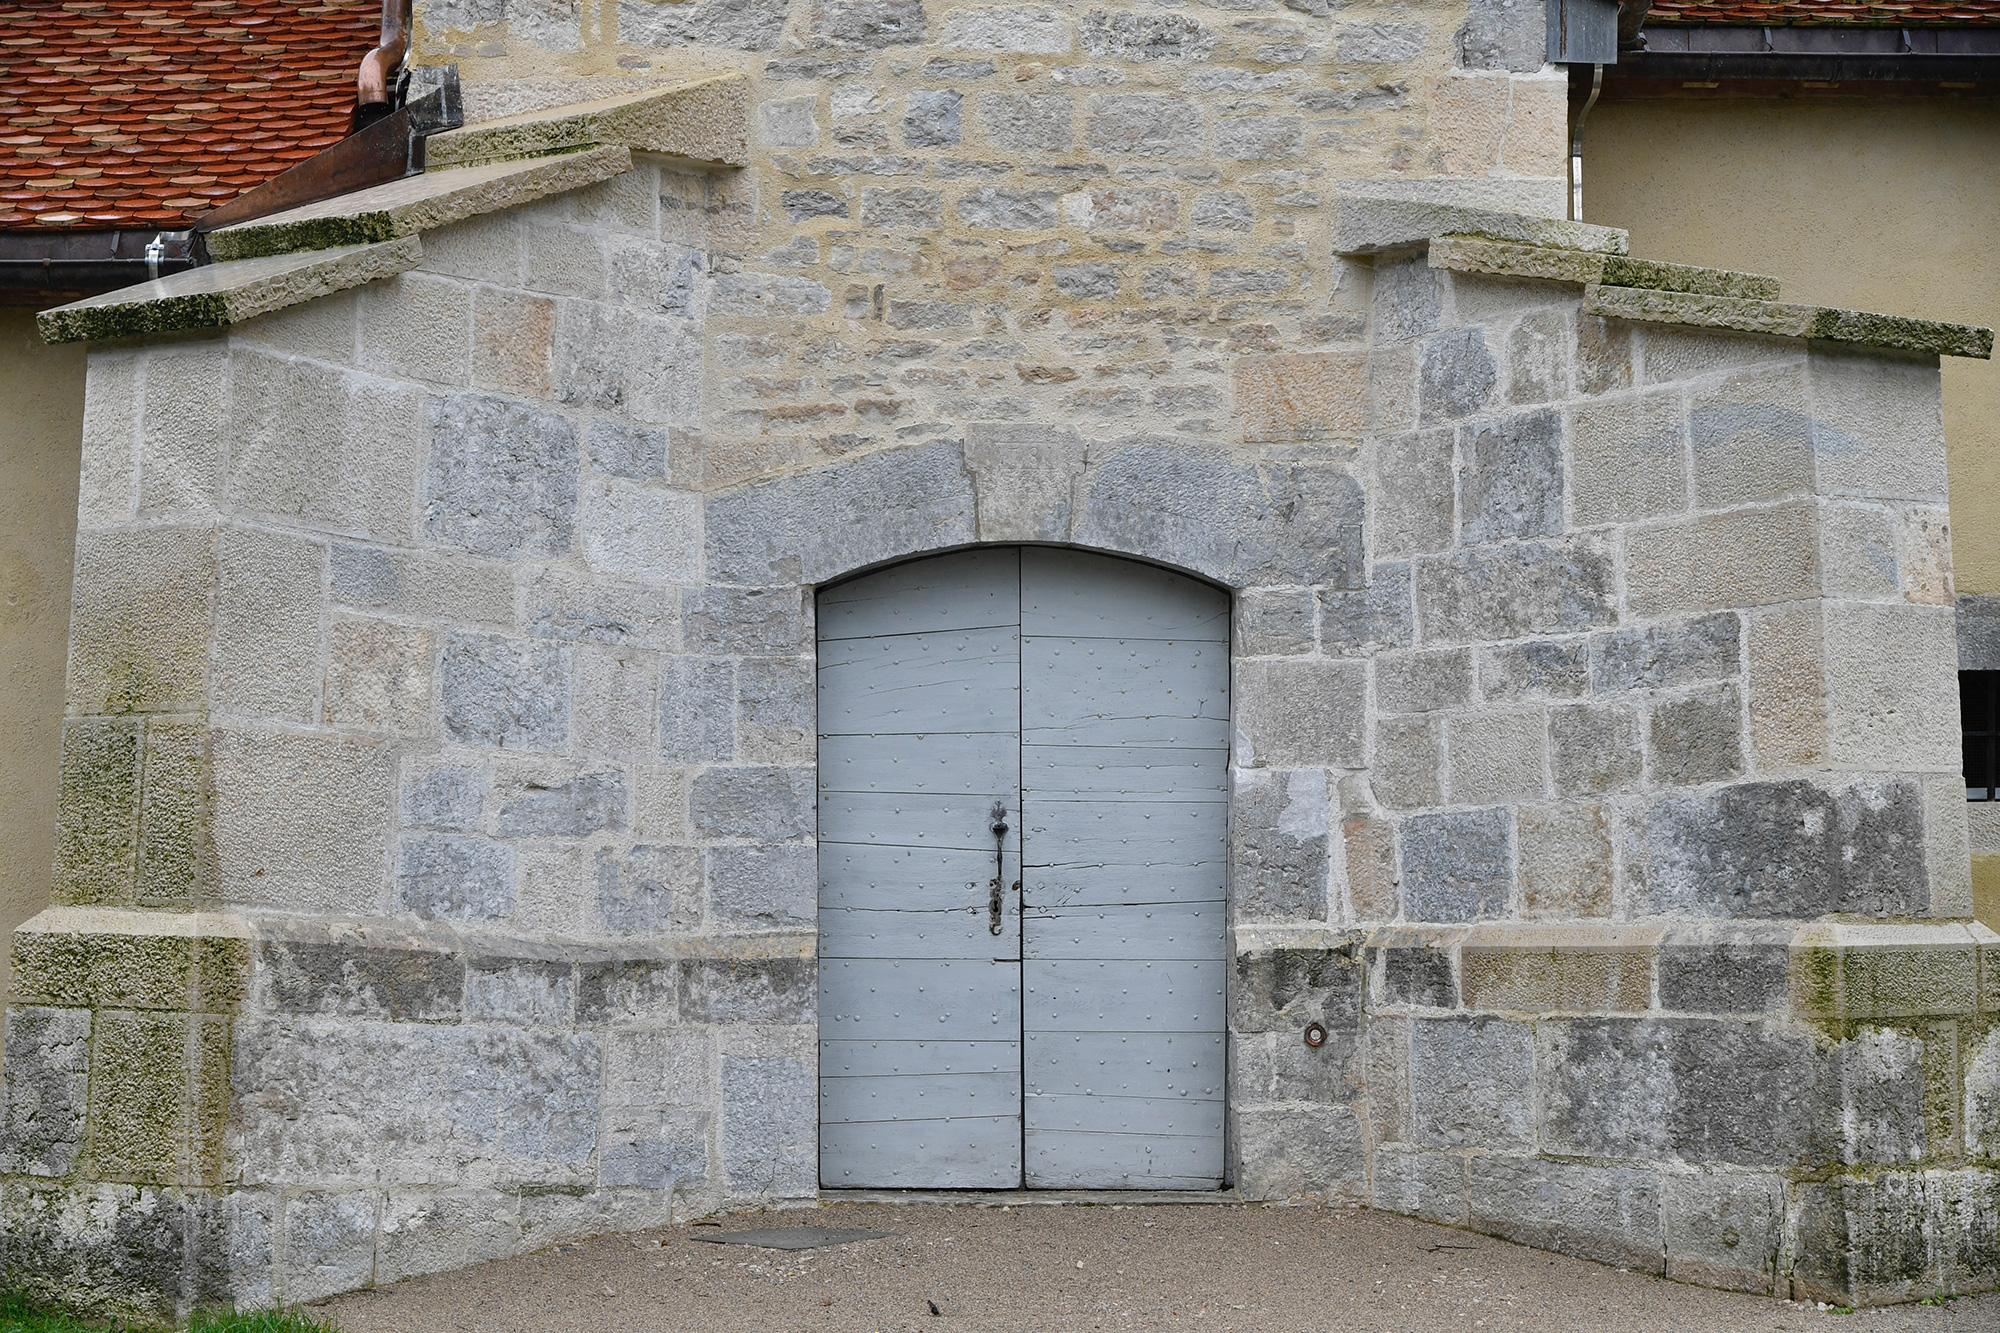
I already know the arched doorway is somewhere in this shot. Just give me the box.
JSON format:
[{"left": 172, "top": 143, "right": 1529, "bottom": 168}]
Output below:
[{"left": 816, "top": 546, "right": 1230, "bottom": 1189}]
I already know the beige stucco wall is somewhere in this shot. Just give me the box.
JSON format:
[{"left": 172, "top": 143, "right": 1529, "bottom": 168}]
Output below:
[
  {"left": 1585, "top": 95, "right": 2000, "bottom": 594},
  {"left": 0, "top": 308, "right": 84, "bottom": 999}
]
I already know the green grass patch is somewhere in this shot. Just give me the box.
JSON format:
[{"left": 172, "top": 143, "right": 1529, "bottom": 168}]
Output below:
[{"left": 0, "top": 1293, "right": 336, "bottom": 1333}]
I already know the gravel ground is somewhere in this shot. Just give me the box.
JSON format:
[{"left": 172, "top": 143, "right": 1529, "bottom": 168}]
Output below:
[{"left": 317, "top": 1201, "right": 1999, "bottom": 1333}]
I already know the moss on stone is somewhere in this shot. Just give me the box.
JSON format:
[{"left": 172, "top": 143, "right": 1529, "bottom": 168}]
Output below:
[
  {"left": 1790, "top": 942, "right": 1844, "bottom": 1033},
  {"left": 136, "top": 719, "right": 214, "bottom": 909},
  {"left": 87, "top": 1012, "right": 190, "bottom": 1184},
  {"left": 52, "top": 720, "right": 142, "bottom": 908}
]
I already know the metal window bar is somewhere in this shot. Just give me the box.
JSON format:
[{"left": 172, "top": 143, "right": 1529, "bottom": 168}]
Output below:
[{"left": 1962, "top": 670, "right": 2000, "bottom": 800}]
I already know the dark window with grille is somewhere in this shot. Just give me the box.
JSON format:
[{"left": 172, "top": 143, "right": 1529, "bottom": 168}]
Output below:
[{"left": 1965, "top": 671, "right": 2000, "bottom": 800}]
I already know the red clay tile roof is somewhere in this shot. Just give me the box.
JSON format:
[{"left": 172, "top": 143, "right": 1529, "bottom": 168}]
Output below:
[
  {"left": 1649, "top": 0, "right": 2000, "bottom": 22},
  {"left": 0, "top": 0, "right": 377, "bottom": 231}
]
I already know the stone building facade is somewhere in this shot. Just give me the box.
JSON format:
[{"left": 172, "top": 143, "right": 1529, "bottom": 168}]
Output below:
[{"left": 6, "top": 0, "right": 2000, "bottom": 1316}]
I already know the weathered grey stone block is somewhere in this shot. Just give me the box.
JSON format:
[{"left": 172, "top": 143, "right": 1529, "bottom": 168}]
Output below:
[
  {"left": 424, "top": 393, "right": 579, "bottom": 559},
  {"left": 1807, "top": 345, "right": 1950, "bottom": 504},
  {"left": 214, "top": 525, "right": 324, "bottom": 723},
  {"left": 1231, "top": 945, "right": 1363, "bottom": 1035},
  {"left": 1955, "top": 593, "right": 2000, "bottom": 670},
  {"left": 1401, "top": 807, "right": 1511, "bottom": 922},
  {"left": 1479, "top": 638, "right": 1587, "bottom": 702},
  {"left": 1656, "top": 925, "right": 1790, "bottom": 1014},
  {"left": 1457, "top": 0, "right": 1543, "bottom": 70},
  {"left": 402, "top": 767, "right": 484, "bottom": 833},
  {"left": 659, "top": 657, "right": 735, "bottom": 765},
  {"left": 1662, "top": 1020, "right": 1840, "bottom": 1168},
  {"left": 376, "top": 1189, "right": 523, "bottom": 1286},
  {"left": 1371, "top": 1149, "right": 1469, "bottom": 1224},
  {"left": 780, "top": 189, "right": 848, "bottom": 223},
  {"left": 1840, "top": 1026, "right": 1925, "bottom": 1167},
  {"left": 579, "top": 477, "right": 700, "bottom": 583},
  {"left": 1691, "top": 369, "right": 1815, "bottom": 508},
  {"left": 1085, "top": 94, "right": 1204, "bottom": 158},
  {"left": 1237, "top": 660, "right": 1365, "bottom": 767},
  {"left": 1417, "top": 327, "right": 1497, "bottom": 423},
  {"left": 708, "top": 273, "right": 832, "bottom": 318},
  {"left": 1372, "top": 255, "right": 1440, "bottom": 343},
  {"left": 281, "top": 1192, "right": 377, "bottom": 1303},
  {"left": 576, "top": 959, "right": 678, "bottom": 1024},
  {"left": 440, "top": 632, "right": 572, "bottom": 752},
  {"left": 720, "top": 1055, "right": 816, "bottom": 1197},
  {"left": 398, "top": 835, "right": 514, "bottom": 922},
  {"left": 553, "top": 302, "right": 702, "bottom": 421},
  {"left": 1081, "top": 10, "right": 1214, "bottom": 61},
  {"left": 689, "top": 766, "right": 814, "bottom": 842},
  {"left": 259, "top": 938, "right": 464, "bottom": 1023},
  {"left": 955, "top": 186, "right": 1058, "bottom": 230},
  {"left": 1320, "top": 565, "right": 1412, "bottom": 655},
  {"left": 707, "top": 844, "right": 816, "bottom": 927},
  {"left": 678, "top": 958, "right": 815, "bottom": 1024},
  {"left": 464, "top": 956, "right": 572, "bottom": 1027},
  {"left": 493, "top": 770, "right": 628, "bottom": 838},
  {"left": 1230, "top": 769, "right": 1331, "bottom": 922},
  {"left": 213, "top": 728, "right": 395, "bottom": 915},
  {"left": 1410, "top": 1017, "right": 1534, "bottom": 1150},
  {"left": 1077, "top": 445, "right": 1364, "bottom": 587},
  {"left": 1375, "top": 648, "right": 1472, "bottom": 714},
  {"left": 1663, "top": 1172, "right": 1786, "bottom": 1295},
  {"left": 627, "top": 0, "right": 787, "bottom": 47},
  {"left": 1459, "top": 409, "right": 1562, "bottom": 544},
  {"left": 1235, "top": 587, "right": 1316, "bottom": 656},
  {"left": 1591, "top": 611, "right": 1741, "bottom": 693},
  {"left": 736, "top": 656, "right": 813, "bottom": 762},
  {"left": 683, "top": 585, "right": 807, "bottom": 656},
  {"left": 1415, "top": 538, "right": 1617, "bottom": 642},
  {"left": 1624, "top": 505, "right": 1818, "bottom": 616},
  {"left": 1234, "top": 1104, "right": 1366, "bottom": 1202},
  {"left": 1549, "top": 701, "right": 1641, "bottom": 796},
  {"left": 0, "top": 1007, "right": 92, "bottom": 1176},
  {"left": 1373, "top": 716, "right": 1442, "bottom": 810},
  {"left": 1372, "top": 940, "right": 1457, "bottom": 1009},
  {"left": 1643, "top": 778, "right": 1927, "bottom": 917},
  {"left": 902, "top": 89, "right": 961, "bottom": 146},
  {"left": 706, "top": 442, "right": 976, "bottom": 584},
  {"left": 964, "top": 421, "right": 1086, "bottom": 543},
  {"left": 978, "top": 91, "right": 1073, "bottom": 152},
  {"left": 939, "top": 4, "right": 1069, "bottom": 52},
  {"left": 1468, "top": 1156, "right": 1664, "bottom": 1273},
  {"left": 1231, "top": 1028, "right": 1362, "bottom": 1105},
  {"left": 595, "top": 844, "right": 701, "bottom": 934},
  {"left": 814, "top": 0, "right": 925, "bottom": 47},
  {"left": 1507, "top": 307, "right": 1568, "bottom": 404},
  {"left": 1648, "top": 685, "right": 1744, "bottom": 786}
]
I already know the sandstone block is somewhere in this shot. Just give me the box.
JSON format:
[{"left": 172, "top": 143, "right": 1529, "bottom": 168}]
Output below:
[
  {"left": 1447, "top": 709, "right": 1545, "bottom": 805},
  {"left": 137, "top": 343, "right": 228, "bottom": 515},
  {"left": 1690, "top": 368, "right": 1813, "bottom": 508},
  {"left": 1233, "top": 352, "right": 1367, "bottom": 442},
  {"left": 1401, "top": 807, "right": 1511, "bottom": 922},
  {"left": 67, "top": 525, "right": 216, "bottom": 715},
  {"left": 1625, "top": 505, "right": 1818, "bottom": 615},
  {"left": 1237, "top": 660, "right": 1365, "bottom": 767},
  {"left": 1230, "top": 769, "right": 1331, "bottom": 922},
  {"left": 1576, "top": 314, "right": 1633, "bottom": 394},
  {"left": 1822, "top": 603, "right": 1959, "bottom": 773},
  {"left": 213, "top": 728, "right": 394, "bottom": 914},
  {"left": 136, "top": 719, "right": 213, "bottom": 907},
  {"left": 1518, "top": 802, "right": 1613, "bottom": 918},
  {"left": 1410, "top": 1016, "right": 1534, "bottom": 1150},
  {"left": 1373, "top": 716, "right": 1442, "bottom": 810},
  {"left": 53, "top": 718, "right": 142, "bottom": 906},
  {"left": 359, "top": 272, "right": 472, "bottom": 386},
  {"left": 1746, "top": 603, "right": 1828, "bottom": 770},
  {"left": 1462, "top": 938, "right": 1650, "bottom": 1015},
  {"left": 571, "top": 649, "right": 659, "bottom": 762},
  {"left": 1569, "top": 392, "right": 1687, "bottom": 525},
  {"left": 440, "top": 633, "right": 572, "bottom": 753},
  {"left": 1807, "top": 345, "right": 1949, "bottom": 503},
  {"left": 325, "top": 615, "right": 435, "bottom": 735}
]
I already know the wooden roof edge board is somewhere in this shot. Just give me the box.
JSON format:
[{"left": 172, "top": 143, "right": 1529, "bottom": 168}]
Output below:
[
  {"left": 423, "top": 73, "right": 752, "bottom": 171},
  {"left": 36, "top": 235, "right": 423, "bottom": 345},
  {"left": 1429, "top": 234, "right": 1784, "bottom": 300},
  {"left": 202, "top": 143, "right": 632, "bottom": 262},
  {"left": 1582, "top": 282, "right": 1995, "bottom": 358}
]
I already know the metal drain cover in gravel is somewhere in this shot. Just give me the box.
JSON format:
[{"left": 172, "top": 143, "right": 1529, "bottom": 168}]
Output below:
[{"left": 690, "top": 1226, "right": 890, "bottom": 1251}]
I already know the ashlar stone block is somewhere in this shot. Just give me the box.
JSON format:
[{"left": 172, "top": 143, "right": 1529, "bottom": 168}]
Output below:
[
  {"left": 1458, "top": 408, "right": 1562, "bottom": 544},
  {"left": 1401, "top": 807, "right": 1512, "bottom": 922},
  {"left": 1230, "top": 769, "right": 1331, "bottom": 923},
  {"left": 424, "top": 393, "right": 580, "bottom": 559},
  {"left": 440, "top": 633, "right": 572, "bottom": 753},
  {"left": 1410, "top": 1016, "right": 1535, "bottom": 1151},
  {"left": 1568, "top": 392, "right": 1687, "bottom": 526},
  {"left": 1446, "top": 710, "right": 1545, "bottom": 805},
  {"left": 1236, "top": 660, "right": 1365, "bottom": 766}
]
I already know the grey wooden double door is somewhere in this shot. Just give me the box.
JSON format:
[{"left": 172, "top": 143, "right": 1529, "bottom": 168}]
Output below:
[{"left": 817, "top": 547, "right": 1230, "bottom": 1190}]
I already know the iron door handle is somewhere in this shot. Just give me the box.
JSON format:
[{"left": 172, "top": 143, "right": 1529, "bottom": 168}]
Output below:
[{"left": 989, "top": 803, "right": 1009, "bottom": 936}]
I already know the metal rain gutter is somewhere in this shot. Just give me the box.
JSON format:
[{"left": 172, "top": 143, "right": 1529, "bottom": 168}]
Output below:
[{"left": 0, "top": 228, "right": 198, "bottom": 302}]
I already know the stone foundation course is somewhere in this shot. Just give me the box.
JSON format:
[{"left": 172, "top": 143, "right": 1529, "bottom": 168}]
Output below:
[{"left": 8, "top": 4, "right": 1999, "bottom": 1311}]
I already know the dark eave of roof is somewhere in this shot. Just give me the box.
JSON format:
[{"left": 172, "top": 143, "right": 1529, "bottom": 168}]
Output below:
[{"left": 1599, "top": 22, "right": 2000, "bottom": 87}]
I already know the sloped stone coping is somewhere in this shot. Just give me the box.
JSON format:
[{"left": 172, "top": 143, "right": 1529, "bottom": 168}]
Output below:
[
  {"left": 204, "top": 143, "right": 632, "bottom": 262},
  {"left": 1333, "top": 182, "right": 1629, "bottom": 256},
  {"left": 1587, "top": 281, "right": 1994, "bottom": 360},
  {"left": 36, "top": 236, "right": 422, "bottom": 343},
  {"left": 1430, "top": 234, "right": 1781, "bottom": 300},
  {"left": 425, "top": 74, "right": 751, "bottom": 171}
]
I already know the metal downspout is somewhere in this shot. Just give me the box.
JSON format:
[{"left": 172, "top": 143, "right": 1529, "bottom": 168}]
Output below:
[{"left": 1570, "top": 63, "right": 1604, "bottom": 223}]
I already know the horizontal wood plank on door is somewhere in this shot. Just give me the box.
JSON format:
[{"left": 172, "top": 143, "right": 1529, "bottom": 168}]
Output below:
[
  {"left": 1023, "top": 1129, "right": 1223, "bottom": 1190},
  {"left": 1024, "top": 799, "right": 1228, "bottom": 867},
  {"left": 820, "top": 959, "right": 1021, "bottom": 1040},
  {"left": 821, "top": 1038, "right": 1020, "bottom": 1078},
  {"left": 1025, "top": 1030, "right": 1225, "bottom": 1099},
  {"left": 819, "top": 907, "right": 1008, "bottom": 959},
  {"left": 1020, "top": 638, "right": 1229, "bottom": 747},
  {"left": 821, "top": 731, "right": 1017, "bottom": 795},
  {"left": 1024, "top": 959, "right": 1227, "bottom": 1032},
  {"left": 821, "top": 1070, "right": 1023, "bottom": 1124},
  {"left": 819, "top": 627, "right": 1022, "bottom": 734},
  {"left": 821, "top": 792, "right": 1021, "bottom": 852},
  {"left": 1021, "top": 901, "right": 1226, "bottom": 959},
  {"left": 1022, "top": 745, "right": 1228, "bottom": 799},
  {"left": 819, "top": 547, "right": 1022, "bottom": 641},
  {"left": 1026, "top": 1093, "right": 1225, "bottom": 1138},
  {"left": 1021, "top": 547, "right": 1229, "bottom": 641},
  {"left": 820, "top": 1116, "right": 1023, "bottom": 1189}
]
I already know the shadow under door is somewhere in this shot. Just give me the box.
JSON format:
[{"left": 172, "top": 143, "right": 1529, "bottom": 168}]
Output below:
[{"left": 817, "top": 546, "right": 1230, "bottom": 1189}]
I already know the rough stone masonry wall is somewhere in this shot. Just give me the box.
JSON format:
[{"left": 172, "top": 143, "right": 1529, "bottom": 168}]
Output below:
[{"left": 4, "top": 0, "right": 1998, "bottom": 1313}]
